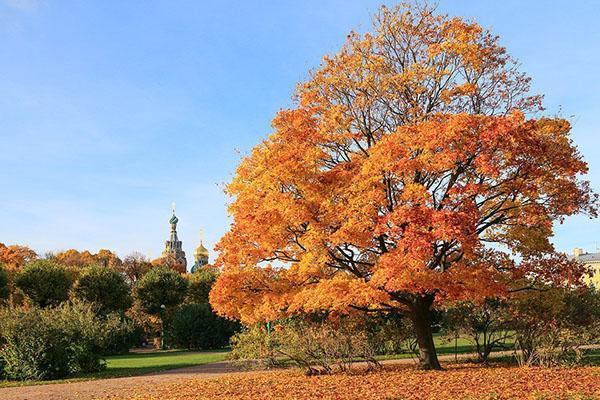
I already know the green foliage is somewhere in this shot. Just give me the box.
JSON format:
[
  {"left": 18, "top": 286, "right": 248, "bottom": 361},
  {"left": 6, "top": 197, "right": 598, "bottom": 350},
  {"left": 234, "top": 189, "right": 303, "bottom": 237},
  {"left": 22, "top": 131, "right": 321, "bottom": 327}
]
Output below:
[
  {"left": 98, "top": 314, "right": 139, "bottom": 355},
  {"left": 72, "top": 265, "right": 132, "bottom": 314},
  {"left": 165, "top": 303, "right": 239, "bottom": 350},
  {"left": 230, "top": 324, "right": 279, "bottom": 369},
  {"left": 0, "top": 264, "right": 8, "bottom": 300},
  {"left": 14, "top": 260, "right": 71, "bottom": 307},
  {"left": 186, "top": 268, "right": 218, "bottom": 304},
  {"left": 0, "top": 307, "right": 71, "bottom": 380},
  {"left": 0, "top": 301, "right": 133, "bottom": 380},
  {"left": 135, "top": 266, "right": 188, "bottom": 315}
]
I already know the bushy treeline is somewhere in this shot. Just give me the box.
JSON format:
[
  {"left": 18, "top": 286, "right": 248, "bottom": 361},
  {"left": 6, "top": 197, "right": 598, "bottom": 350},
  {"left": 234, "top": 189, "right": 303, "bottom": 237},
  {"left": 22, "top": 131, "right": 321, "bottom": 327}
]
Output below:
[
  {"left": 0, "top": 248, "right": 239, "bottom": 381},
  {"left": 230, "top": 285, "right": 600, "bottom": 374},
  {"left": 443, "top": 286, "right": 600, "bottom": 367},
  {"left": 0, "top": 302, "right": 136, "bottom": 380}
]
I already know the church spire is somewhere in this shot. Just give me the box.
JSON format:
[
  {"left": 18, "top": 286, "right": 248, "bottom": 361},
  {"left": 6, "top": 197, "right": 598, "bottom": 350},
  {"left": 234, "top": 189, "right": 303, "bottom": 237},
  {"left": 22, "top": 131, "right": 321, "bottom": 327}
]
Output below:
[{"left": 162, "top": 203, "right": 187, "bottom": 270}]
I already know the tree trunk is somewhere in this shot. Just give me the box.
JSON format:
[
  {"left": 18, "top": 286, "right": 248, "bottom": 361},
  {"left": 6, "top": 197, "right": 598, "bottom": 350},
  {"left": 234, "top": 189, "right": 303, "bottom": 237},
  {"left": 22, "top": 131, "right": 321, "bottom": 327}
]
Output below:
[{"left": 410, "top": 295, "right": 442, "bottom": 370}]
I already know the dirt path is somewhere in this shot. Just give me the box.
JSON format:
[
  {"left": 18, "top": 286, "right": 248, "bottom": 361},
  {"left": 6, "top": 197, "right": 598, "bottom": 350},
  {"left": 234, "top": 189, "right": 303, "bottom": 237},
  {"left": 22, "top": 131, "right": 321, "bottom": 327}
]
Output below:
[
  {"left": 0, "top": 361, "right": 243, "bottom": 400},
  {"left": 0, "top": 351, "right": 545, "bottom": 400}
]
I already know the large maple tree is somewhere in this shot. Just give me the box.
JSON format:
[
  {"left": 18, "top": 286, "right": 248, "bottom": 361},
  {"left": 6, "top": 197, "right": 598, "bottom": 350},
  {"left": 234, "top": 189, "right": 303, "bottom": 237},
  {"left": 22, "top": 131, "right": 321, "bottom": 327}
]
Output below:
[{"left": 210, "top": 4, "right": 597, "bottom": 369}]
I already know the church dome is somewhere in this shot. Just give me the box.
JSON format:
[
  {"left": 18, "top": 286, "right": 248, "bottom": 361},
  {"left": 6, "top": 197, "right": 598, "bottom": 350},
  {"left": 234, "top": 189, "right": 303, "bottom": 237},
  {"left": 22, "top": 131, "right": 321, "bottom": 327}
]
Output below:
[
  {"left": 194, "top": 241, "right": 209, "bottom": 258},
  {"left": 169, "top": 214, "right": 179, "bottom": 225}
]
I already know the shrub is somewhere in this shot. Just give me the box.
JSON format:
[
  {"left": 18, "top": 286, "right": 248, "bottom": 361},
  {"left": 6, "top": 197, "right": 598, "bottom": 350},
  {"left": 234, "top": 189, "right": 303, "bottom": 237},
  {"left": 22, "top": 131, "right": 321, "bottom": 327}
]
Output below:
[
  {"left": 0, "top": 307, "right": 71, "bottom": 380},
  {"left": 102, "top": 316, "right": 140, "bottom": 355},
  {"left": 229, "top": 324, "right": 280, "bottom": 369},
  {"left": 510, "top": 287, "right": 600, "bottom": 367},
  {"left": 230, "top": 316, "right": 380, "bottom": 375},
  {"left": 0, "top": 301, "right": 134, "bottom": 380},
  {"left": 165, "top": 303, "right": 239, "bottom": 350},
  {"left": 72, "top": 265, "right": 132, "bottom": 314},
  {"left": 14, "top": 260, "right": 71, "bottom": 307}
]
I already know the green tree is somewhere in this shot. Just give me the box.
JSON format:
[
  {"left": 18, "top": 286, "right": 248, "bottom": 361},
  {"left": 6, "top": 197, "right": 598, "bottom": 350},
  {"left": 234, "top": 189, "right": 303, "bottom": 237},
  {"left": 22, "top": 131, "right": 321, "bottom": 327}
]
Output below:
[
  {"left": 166, "top": 303, "right": 238, "bottom": 350},
  {"left": 135, "top": 266, "right": 188, "bottom": 349},
  {"left": 0, "top": 263, "right": 9, "bottom": 300},
  {"left": 186, "top": 268, "right": 218, "bottom": 304},
  {"left": 15, "top": 260, "right": 71, "bottom": 307},
  {"left": 72, "top": 265, "right": 132, "bottom": 314}
]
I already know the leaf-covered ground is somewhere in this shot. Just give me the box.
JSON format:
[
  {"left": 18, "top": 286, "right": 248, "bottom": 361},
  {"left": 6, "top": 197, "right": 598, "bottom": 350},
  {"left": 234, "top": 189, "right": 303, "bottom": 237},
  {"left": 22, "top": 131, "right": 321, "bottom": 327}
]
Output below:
[{"left": 123, "top": 364, "right": 600, "bottom": 400}]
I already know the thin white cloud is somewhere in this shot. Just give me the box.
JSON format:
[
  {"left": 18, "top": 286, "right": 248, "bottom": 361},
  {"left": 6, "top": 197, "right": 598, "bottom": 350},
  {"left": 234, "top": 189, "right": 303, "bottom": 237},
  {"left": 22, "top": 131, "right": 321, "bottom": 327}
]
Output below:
[{"left": 1, "top": 0, "right": 44, "bottom": 12}]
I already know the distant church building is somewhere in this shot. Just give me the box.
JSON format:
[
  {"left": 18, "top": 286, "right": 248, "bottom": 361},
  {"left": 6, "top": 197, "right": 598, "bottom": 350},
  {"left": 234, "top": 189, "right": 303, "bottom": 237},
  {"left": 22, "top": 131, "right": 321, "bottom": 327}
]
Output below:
[
  {"left": 160, "top": 203, "right": 209, "bottom": 273},
  {"left": 162, "top": 205, "right": 187, "bottom": 269},
  {"left": 191, "top": 234, "right": 209, "bottom": 273}
]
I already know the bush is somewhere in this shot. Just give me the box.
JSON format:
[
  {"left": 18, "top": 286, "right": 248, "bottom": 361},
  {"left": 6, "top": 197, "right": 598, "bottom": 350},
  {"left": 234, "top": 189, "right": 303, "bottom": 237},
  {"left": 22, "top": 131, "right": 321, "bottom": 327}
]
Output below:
[
  {"left": 72, "top": 265, "right": 132, "bottom": 314},
  {"left": 510, "top": 287, "right": 600, "bottom": 367},
  {"left": 229, "top": 324, "right": 279, "bottom": 369},
  {"left": 165, "top": 303, "right": 239, "bottom": 350},
  {"left": 230, "top": 316, "right": 380, "bottom": 375},
  {"left": 0, "top": 307, "right": 71, "bottom": 380},
  {"left": 14, "top": 260, "right": 71, "bottom": 307},
  {"left": 103, "top": 317, "right": 141, "bottom": 355},
  {"left": 0, "top": 302, "right": 134, "bottom": 380}
]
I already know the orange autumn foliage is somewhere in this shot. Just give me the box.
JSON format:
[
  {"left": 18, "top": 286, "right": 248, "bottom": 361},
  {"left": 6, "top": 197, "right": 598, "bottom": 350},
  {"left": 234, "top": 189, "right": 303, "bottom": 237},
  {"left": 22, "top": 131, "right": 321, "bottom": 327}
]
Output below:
[
  {"left": 122, "top": 364, "right": 600, "bottom": 400},
  {"left": 209, "top": 4, "right": 597, "bottom": 369},
  {"left": 151, "top": 255, "right": 187, "bottom": 274},
  {"left": 0, "top": 243, "right": 37, "bottom": 272},
  {"left": 53, "top": 248, "right": 122, "bottom": 269}
]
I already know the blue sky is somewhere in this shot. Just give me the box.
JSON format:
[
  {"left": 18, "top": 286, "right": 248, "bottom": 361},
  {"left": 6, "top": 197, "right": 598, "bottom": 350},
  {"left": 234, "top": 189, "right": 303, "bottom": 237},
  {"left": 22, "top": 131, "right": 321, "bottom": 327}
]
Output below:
[{"left": 1, "top": 0, "right": 598, "bottom": 266}]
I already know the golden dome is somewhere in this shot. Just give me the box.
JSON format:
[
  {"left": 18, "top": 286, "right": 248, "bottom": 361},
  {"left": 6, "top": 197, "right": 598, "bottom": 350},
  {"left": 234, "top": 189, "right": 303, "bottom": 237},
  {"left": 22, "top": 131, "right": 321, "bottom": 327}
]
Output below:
[{"left": 194, "top": 241, "right": 209, "bottom": 258}]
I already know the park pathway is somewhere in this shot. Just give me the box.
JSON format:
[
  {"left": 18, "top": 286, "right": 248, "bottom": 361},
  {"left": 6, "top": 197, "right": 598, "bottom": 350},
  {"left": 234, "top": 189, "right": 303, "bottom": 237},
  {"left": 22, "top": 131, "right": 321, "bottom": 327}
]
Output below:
[
  {"left": 0, "top": 361, "right": 242, "bottom": 400},
  {"left": 0, "top": 352, "right": 505, "bottom": 400}
]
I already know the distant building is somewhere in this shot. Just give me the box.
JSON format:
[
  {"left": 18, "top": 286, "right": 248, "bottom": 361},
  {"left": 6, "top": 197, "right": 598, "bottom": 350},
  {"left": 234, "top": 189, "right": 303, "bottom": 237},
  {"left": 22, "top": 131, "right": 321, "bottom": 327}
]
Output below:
[
  {"left": 572, "top": 248, "right": 600, "bottom": 288},
  {"left": 191, "top": 232, "right": 209, "bottom": 273},
  {"left": 161, "top": 205, "right": 187, "bottom": 271}
]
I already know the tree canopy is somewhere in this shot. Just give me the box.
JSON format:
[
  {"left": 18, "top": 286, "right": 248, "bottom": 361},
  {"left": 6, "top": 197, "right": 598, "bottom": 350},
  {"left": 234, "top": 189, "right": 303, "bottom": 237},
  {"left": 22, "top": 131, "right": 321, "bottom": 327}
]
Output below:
[
  {"left": 53, "top": 249, "right": 121, "bottom": 270},
  {"left": 187, "top": 268, "right": 219, "bottom": 304},
  {"left": 209, "top": 4, "right": 597, "bottom": 369},
  {"left": 15, "top": 260, "right": 71, "bottom": 308},
  {"left": 0, "top": 243, "right": 37, "bottom": 272},
  {"left": 72, "top": 265, "right": 132, "bottom": 314},
  {"left": 136, "top": 266, "right": 188, "bottom": 315}
]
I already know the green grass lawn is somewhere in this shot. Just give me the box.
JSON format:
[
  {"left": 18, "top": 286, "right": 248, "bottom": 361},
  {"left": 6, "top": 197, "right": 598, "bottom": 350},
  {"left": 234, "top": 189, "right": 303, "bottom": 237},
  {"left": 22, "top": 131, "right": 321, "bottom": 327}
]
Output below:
[
  {"left": 376, "top": 332, "right": 515, "bottom": 361},
  {"left": 0, "top": 350, "right": 228, "bottom": 388},
  {"left": 2, "top": 340, "right": 596, "bottom": 389}
]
